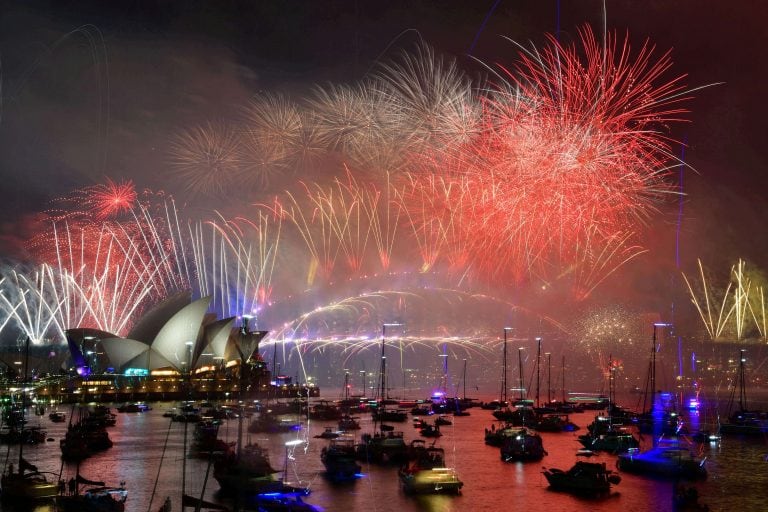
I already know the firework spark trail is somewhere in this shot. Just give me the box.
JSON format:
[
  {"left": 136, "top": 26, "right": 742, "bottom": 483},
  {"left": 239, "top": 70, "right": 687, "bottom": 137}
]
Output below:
[
  {"left": 165, "top": 26, "right": 694, "bottom": 293},
  {"left": 278, "top": 188, "right": 337, "bottom": 282},
  {"left": 561, "top": 229, "right": 648, "bottom": 301},
  {"left": 5, "top": 24, "right": 702, "bottom": 350},
  {"left": 46, "top": 223, "right": 164, "bottom": 335},
  {"left": 190, "top": 211, "right": 281, "bottom": 319},
  {"left": 681, "top": 258, "right": 768, "bottom": 341},
  {"left": 0, "top": 266, "right": 68, "bottom": 344},
  {"left": 374, "top": 42, "right": 481, "bottom": 155},
  {"left": 308, "top": 171, "right": 370, "bottom": 273},
  {"left": 359, "top": 172, "right": 401, "bottom": 270},
  {"left": 168, "top": 122, "right": 242, "bottom": 196},
  {"left": 22, "top": 187, "right": 193, "bottom": 336},
  {"left": 393, "top": 175, "right": 446, "bottom": 273}
]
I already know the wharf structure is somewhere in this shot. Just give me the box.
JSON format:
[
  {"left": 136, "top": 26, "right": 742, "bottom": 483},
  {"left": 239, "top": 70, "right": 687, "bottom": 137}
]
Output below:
[{"left": 9, "top": 293, "right": 318, "bottom": 404}]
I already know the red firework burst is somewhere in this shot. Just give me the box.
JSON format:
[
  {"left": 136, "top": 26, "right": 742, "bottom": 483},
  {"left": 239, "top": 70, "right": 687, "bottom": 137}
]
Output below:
[
  {"left": 89, "top": 178, "right": 137, "bottom": 219},
  {"left": 401, "top": 25, "right": 689, "bottom": 287}
]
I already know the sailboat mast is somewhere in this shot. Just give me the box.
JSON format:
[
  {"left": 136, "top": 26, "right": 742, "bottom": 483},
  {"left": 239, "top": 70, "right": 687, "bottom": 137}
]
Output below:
[
  {"left": 739, "top": 349, "right": 747, "bottom": 411},
  {"left": 379, "top": 333, "right": 386, "bottom": 401},
  {"left": 546, "top": 352, "right": 551, "bottom": 404},
  {"left": 518, "top": 346, "right": 525, "bottom": 402},
  {"left": 462, "top": 359, "right": 467, "bottom": 401},
  {"left": 502, "top": 328, "right": 510, "bottom": 404},
  {"left": 561, "top": 355, "right": 566, "bottom": 404},
  {"left": 18, "top": 337, "right": 30, "bottom": 473},
  {"left": 344, "top": 372, "right": 350, "bottom": 402},
  {"left": 651, "top": 328, "right": 657, "bottom": 414},
  {"left": 535, "top": 338, "right": 541, "bottom": 408}
]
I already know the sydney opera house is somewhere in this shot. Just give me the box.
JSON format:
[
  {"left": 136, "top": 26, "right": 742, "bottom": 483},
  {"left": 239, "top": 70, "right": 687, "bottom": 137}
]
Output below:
[{"left": 34, "top": 293, "right": 318, "bottom": 403}]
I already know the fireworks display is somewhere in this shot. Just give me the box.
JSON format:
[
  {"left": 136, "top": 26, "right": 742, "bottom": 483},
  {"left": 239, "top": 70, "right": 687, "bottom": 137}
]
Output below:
[
  {"left": 683, "top": 258, "right": 768, "bottom": 342},
  {"left": 0, "top": 23, "right": 704, "bottom": 377}
]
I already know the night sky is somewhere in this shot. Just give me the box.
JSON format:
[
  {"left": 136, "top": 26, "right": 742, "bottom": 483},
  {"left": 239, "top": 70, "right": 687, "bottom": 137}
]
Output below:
[{"left": 1, "top": 0, "right": 767, "bottom": 308}]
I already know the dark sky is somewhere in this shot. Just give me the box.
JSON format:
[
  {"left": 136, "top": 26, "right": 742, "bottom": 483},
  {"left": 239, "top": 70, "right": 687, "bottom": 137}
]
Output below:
[{"left": 1, "top": 0, "right": 767, "bottom": 277}]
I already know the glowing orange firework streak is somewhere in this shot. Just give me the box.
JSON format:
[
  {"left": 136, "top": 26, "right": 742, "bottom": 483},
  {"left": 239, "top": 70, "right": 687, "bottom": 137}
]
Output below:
[
  {"left": 682, "top": 259, "right": 734, "bottom": 341},
  {"left": 394, "top": 175, "right": 448, "bottom": 273},
  {"left": 278, "top": 187, "right": 338, "bottom": 283},
  {"left": 401, "top": 173, "right": 479, "bottom": 276},
  {"left": 560, "top": 229, "right": 648, "bottom": 301},
  {"left": 357, "top": 172, "right": 402, "bottom": 271},
  {"left": 309, "top": 171, "right": 370, "bottom": 273},
  {"left": 729, "top": 259, "right": 768, "bottom": 341}
]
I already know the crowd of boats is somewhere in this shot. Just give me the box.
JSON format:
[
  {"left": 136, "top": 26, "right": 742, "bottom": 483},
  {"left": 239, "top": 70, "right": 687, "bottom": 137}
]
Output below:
[
  {"left": 0, "top": 336, "right": 765, "bottom": 511},
  {"left": 0, "top": 380, "right": 766, "bottom": 510}
]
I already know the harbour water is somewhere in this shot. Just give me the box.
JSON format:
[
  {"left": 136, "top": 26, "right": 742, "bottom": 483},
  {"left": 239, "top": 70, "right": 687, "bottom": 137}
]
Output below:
[{"left": 1, "top": 391, "right": 766, "bottom": 512}]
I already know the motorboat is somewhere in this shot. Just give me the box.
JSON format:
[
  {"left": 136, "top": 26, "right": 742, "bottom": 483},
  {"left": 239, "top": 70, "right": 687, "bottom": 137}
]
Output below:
[
  {"left": 338, "top": 414, "right": 361, "bottom": 431},
  {"left": 308, "top": 400, "right": 342, "bottom": 421},
  {"left": 116, "top": 403, "right": 151, "bottom": 413},
  {"left": 492, "top": 406, "right": 539, "bottom": 426},
  {"left": 249, "top": 491, "right": 319, "bottom": 511},
  {"left": 499, "top": 427, "right": 547, "bottom": 462},
  {"left": 321, "top": 437, "right": 362, "bottom": 482},
  {"left": 1, "top": 460, "right": 59, "bottom": 501},
  {"left": 314, "top": 427, "right": 340, "bottom": 439},
  {"left": 398, "top": 442, "right": 462, "bottom": 495},
  {"left": 578, "top": 429, "right": 640, "bottom": 454},
  {"left": 543, "top": 461, "right": 621, "bottom": 495},
  {"left": 536, "top": 413, "right": 579, "bottom": 433},
  {"left": 484, "top": 422, "right": 514, "bottom": 447},
  {"left": 419, "top": 423, "right": 442, "bottom": 438},
  {"left": 617, "top": 439, "right": 707, "bottom": 480},
  {"left": 355, "top": 431, "right": 408, "bottom": 465},
  {"left": 57, "top": 477, "right": 128, "bottom": 512},
  {"left": 49, "top": 411, "right": 67, "bottom": 423},
  {"left": 248, "top": 413, "right": 302, "bottom": 434}
]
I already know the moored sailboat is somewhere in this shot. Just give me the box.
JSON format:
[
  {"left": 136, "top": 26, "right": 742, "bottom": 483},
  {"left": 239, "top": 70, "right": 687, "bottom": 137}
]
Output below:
[
  {"left": 0, "top": 337, "right": 59, "bottom": 502},
  {"left": 543, "top": 461, "right": 621, "bottom": 496},
  {"left": 719, "top": 349, "right": 768, "bottom": 435}
]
